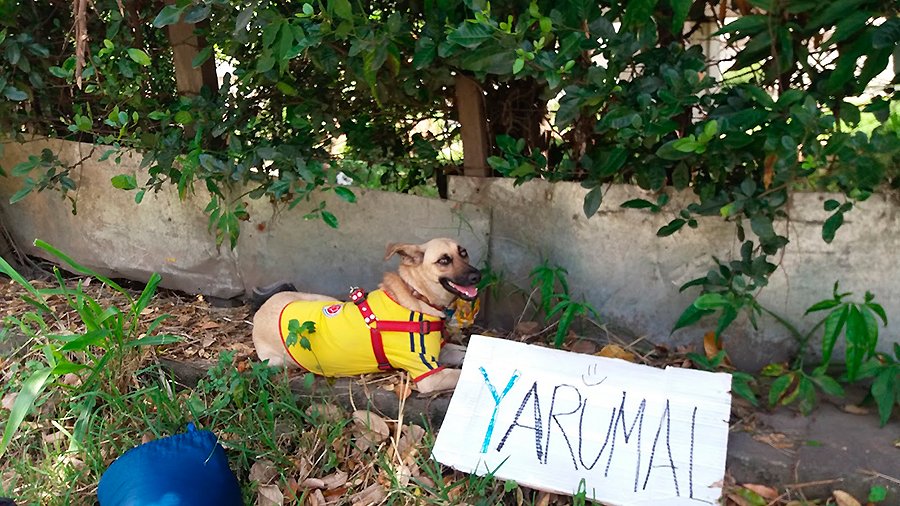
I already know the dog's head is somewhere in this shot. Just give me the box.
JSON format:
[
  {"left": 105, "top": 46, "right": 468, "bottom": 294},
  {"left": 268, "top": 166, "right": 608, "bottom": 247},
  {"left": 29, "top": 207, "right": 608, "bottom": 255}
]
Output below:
[{"left": 385, "top": 238, "right": 482, "bottom": 308}]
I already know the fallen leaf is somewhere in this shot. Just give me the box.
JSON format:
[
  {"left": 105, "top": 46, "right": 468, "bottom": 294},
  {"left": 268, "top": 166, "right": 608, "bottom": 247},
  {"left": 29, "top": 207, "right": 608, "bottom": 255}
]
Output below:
[
  {"left": 841, "top": 404, "right": 870, "bottom": 415},
  {"left": 250, "top": 459, "right": 278, "bottom": 485},
  {"left": 741, "top": 483, "right": 778, "bottom": 500},
  {"left": 1, "top": 392, "right": 17, "bottom": 411},
  {"left": 141, "top": 432, "right": 155, "bottom": 444},
  {"left": 515, "top": 321, "right": 540, "bottom": 336},
  {"left": 306, "top": 403, "right": 344, "bottom": 423},
  {"left": 350, "top": 483, "right": 386, "bottom": 505},
  {"left": 595, "top": 344, "right": 635, "bottom": 362},
  {"left": 42, "top": 431, "right": 64, "bottom": 444},
  {"left": 352, "top": 410, "right": 390, "bottom": 441},
  {"left": 833, "top": 490, "right": 861, "bottom": 506},
  {"left": 257, "top": 484, "right": 283, "bottom": 506},
  {"left": 569, "top": 340, "right": 597, "bottom": 355},
  {"left": 321, "top": 470, "right": 348, "bottom": 490},
  {"left": 752, "top": 432, "right": 795, "bottom": 449},
  {"left": 309, "top": 489, "right": 326, "bottom": 506},
  {"left": 199, "top": 320, "right": 220, "bottom": 330},
  {"left": 201, "top": 335, "right": 216, "bottom": 348},
  {"left": 300, "top": 477, "right": 325, "bottom": 489},
  {"left": 535, "top": 491, "right": 554, "bottom": 506},
  {"left": 394, "top": 381, "right": 412, "bottom": 401},
  {"left": 763, "top": 154, "right": 777, "bottom": 190},
  {"left": 62, "top": 373, "right": 82, "bottom": 387},
  {"left": 703, "top": 331, "right": 720, "bottom": 360}
]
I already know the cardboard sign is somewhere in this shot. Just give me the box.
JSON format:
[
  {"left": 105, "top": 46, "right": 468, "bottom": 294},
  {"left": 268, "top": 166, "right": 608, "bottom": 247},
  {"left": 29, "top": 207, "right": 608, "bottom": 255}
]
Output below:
[{"left": 432, "top": 335, "right": 732, "bottom": 506}]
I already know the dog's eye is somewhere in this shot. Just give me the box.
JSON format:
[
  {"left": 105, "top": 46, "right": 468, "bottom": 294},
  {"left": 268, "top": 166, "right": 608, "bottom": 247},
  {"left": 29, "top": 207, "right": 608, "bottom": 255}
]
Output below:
[{"left": 437, "top": 255, "right": 452, "bottom": 266}]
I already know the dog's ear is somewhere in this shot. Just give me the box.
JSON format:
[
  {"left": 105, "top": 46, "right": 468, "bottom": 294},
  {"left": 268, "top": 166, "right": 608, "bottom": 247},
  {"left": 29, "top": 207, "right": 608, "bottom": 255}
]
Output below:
[{"left": 385, "top": 242, "right": 424, "bottom": 265}]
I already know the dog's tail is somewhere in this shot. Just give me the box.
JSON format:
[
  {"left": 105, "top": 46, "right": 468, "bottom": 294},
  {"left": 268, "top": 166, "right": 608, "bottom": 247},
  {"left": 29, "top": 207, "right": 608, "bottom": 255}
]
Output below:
[{"left": 248, "top": 281, "right": 297, "bottom": 312}]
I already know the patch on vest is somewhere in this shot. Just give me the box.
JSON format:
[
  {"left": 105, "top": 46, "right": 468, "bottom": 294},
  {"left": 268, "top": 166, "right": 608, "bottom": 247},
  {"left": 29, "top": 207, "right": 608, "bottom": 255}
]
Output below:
[{"left": 322, "top": 303, "right": 343, "bottom": 318}]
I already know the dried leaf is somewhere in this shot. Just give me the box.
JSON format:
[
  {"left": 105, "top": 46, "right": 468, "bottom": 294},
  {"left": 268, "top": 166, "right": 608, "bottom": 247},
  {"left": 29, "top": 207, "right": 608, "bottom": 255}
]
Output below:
[
  {"left": 306, "top": 403, "right": 344, "bottom": 423},
  {"left": 309, "top": 489, "right": 326, "bottom": 506},
  {"left": 199, "top": 320, "right": 220, "bottom": 330},
  {"left": 250, "top": 459, "right": 278, "bottom": 485},
  {"left": 352, "top": 410, "right": 390, "bottom": 441},
  {"left": 1, "top": 392, "right": 17, "bottom": 411},
  {"left": 764, "top": 154, "right": 777, "bottom": 189},
  {"left": 141, "top": 432, "right": 155, "bottom": 444},
  {"left": 752, "top": 432, "right": 795, "bottom": 449},
  {"left": 595, "top": 344, "right": 636, "bottom": 362},
  {"left": 257, "top": 484, "right": 284, "bottom": 506},
  {"left": 841, "top": 404, "right": 870, "bottom": 415},
  {"left": 742, "top": 483, "right": 778, "bottom": 500},
  {"left": 568, "top": 340, "right": 597, "bottom": 355},
  {"left": 703, "top": 331, "right": 720, "bottom": 359},
  {"left": 833, "top": 490, "right": 861, "bottom": 506},
  {"left": 320, "top": 470, "right": 348, "bottom": 490},
  {"left": 300, "top": 477, "right": 325, "bottom": 489},
  {"left": 535, "top": 491, "right": 554, "bottom": 506},
  {"left": 350, "top": 483, "right": 386, "bottom": 505},
  {"left": 515, "top": 321, "right": 540, "bottom": 336}
]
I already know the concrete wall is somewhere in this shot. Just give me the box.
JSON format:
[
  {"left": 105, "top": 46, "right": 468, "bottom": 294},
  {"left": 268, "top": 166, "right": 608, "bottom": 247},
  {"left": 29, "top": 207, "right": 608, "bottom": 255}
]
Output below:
[
  {"left": 0, "top": 139, "right": 489, "bottom": 300},
  {"left": 449, "top": 177, "right": 900, "bottom": 369},
  {"left": 2, "top": 139, "right": 898, "bottom": 369}
]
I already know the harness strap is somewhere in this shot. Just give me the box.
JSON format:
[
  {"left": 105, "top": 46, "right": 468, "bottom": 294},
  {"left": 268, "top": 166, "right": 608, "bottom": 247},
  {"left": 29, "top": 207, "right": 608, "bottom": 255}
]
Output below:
[{"left": 349, "top": 288, "right": 444, "bottom": 371}]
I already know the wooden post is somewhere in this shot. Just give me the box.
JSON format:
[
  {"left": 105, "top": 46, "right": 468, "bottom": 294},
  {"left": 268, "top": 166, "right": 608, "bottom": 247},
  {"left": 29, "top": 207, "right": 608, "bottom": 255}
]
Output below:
[
  {"left": 454, "top": 74, "right": 491, "bottom": 177},
  {"left": 166, "top": 11, "right": 217, "bottom": 95}
]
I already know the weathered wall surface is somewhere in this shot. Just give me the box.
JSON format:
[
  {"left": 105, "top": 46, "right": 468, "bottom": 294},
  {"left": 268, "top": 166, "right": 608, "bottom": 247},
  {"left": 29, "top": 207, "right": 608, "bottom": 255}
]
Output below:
[
  {"left": 2, "top": 139, "right": 899, "bottom": 369},
  {"left": 449, "top": 177, "right": 900, "bottom": 369},
  {"left": 0, "top": 138, "right": 243, "bottom": 297},
  {"left": 0, "top": 139, "right": 489, "bottom": 300}
]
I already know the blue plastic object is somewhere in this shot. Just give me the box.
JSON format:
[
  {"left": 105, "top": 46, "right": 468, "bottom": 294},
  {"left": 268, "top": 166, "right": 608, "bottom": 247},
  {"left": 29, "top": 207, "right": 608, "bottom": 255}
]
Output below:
[{"left": 97, "top": 423, "right": 243, "bottom": 506}]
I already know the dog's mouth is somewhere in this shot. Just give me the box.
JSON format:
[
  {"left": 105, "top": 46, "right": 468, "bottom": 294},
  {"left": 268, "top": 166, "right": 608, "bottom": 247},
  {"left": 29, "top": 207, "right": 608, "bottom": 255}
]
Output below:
[{"left": 441, "top": 278, "right": 479, "bottom": 301}]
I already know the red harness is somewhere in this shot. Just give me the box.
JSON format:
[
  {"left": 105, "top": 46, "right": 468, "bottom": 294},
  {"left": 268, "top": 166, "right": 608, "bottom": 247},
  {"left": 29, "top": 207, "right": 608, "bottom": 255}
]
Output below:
[{"left": 349, "top": 288, "right": 444, "bottom": 371}]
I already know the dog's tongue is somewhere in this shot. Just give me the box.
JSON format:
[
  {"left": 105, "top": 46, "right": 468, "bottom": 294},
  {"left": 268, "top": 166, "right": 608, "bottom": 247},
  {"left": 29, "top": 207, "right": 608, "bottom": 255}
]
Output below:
[{"left": 451, "top": 282, "right": 478, "bottom": 299}]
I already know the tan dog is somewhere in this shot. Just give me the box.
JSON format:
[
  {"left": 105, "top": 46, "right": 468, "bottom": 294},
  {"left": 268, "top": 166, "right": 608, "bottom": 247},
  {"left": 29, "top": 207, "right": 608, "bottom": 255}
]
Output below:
[{"left": 251, "top": 238, "right": 480, "bottom": 394}]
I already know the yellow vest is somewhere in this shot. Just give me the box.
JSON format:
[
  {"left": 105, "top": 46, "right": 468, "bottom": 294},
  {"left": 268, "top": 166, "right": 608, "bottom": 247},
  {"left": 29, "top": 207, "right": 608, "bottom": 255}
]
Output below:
[{"left": 278, "top": 290, "right": 444, "bottom": 381}]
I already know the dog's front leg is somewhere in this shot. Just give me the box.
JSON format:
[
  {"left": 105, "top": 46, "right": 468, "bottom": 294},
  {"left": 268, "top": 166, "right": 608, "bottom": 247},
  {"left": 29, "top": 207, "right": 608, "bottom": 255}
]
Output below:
[
  {"left": 438, "top": 343, "right": 467, "bottom": 367},
  {"left": 416, "top": 368, "right": 461, "bottom": 394}
]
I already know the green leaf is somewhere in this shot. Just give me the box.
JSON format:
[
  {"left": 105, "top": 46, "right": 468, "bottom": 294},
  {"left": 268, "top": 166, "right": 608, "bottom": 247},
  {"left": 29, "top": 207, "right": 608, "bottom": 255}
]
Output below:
[
  {"left": 512, "top": 57, "right": 525, "bottom": 74},
  {"left": 868, "top": 485, "right": 888, "bottom": 502},
  {"left": 822, "top": 211, "right": 844, "bottom": 243},
  {"left": 668, "top": 0, "right": 691, "bottom": 34},
  {"left": 303, "top": 3, "right": 314, "bottom": 15},
  {"left": 321, "top": 210, "right": 339, "bottom": 229},
  {"left": 731, "top": 373, "right": 759, "bottom": 406},
  {"left": 823, "top": 199, "right": 840, "bottom": 211},
  {"left": 694, "top": 292, "right": 729, "bottom": 310},
  {"left": 3, "top": 86, "right": 28, "bottom": 101},
  {"left": 804, "top": 298, "right": 841, "bottom": 314},
  {"left": 152, "top": 5, "right": 184, "bottom": 28},
  {"left": 811, "top": 374, "right": 844, "bottom": 397},
  {"left": 412, "top": 36, "right": 437, "bottom": 69},
  {"left": 134, "top": 272, "right": 161, "bottom": 316},
  {"left": 865, "top": 302, "right": 887, "bottom": 325},
  {"left": 191, "top": 46, "right": 212, "bottom": 68},
  {"left": 34, "top": 240, "right": 126, "bottom": 294},
  {"left": 446, "top": 22, "right": 494, "bottom": 49},
  {"left": 622, "top": 0, "right": 659, "bottom": 29},
  {"left": 672, "top": 303, "right": 713, "bottom": 332},
  {"left": 333, "top": 186, "right": 356, "bottom": 203},
  {"left": 871, "top": 367, "right": 896, "bottom": 426},
  {"left": 872, "top": 17, "right": 900, "bottom": 49},
  {"left": 110, "top": 174, "right": 137, "bottom": 190},
  {"left": 582, "top": 186, "right": 603, "bottom": 218},
  {"left": 768, "top": 374, "right": 793, "bottom": 407},
  {"left": 714, "top": 15, "right": 767, "bottom": 36},
  {"left": 844, "top": 306, "right": 867, "bottom": 380},
  {"left": 656, "top": 140, "right": 692, "bottom": 160},
  {"left": 0, "top": 367, "right": 53, "bottom": 459},
  {"left": 657, "top": 218, "right": 686, "bottom": 237},
  {"left": 174, "top": 110, "right": 193, "bottom": 124},
  {"left": 183, "top": 4, "right": 211, "bottom": 24},
  {"left": 620, "top": 198, "right": 656, "bottom": 210},
  {"left": 821, "top": 306, "right": 848, "bottom": 365},
  {"left": 127, "top": 48, "right": 151, "bottom": 66},
  {"left": 329, "top": 0, "right": 353, "bottom": 20}
]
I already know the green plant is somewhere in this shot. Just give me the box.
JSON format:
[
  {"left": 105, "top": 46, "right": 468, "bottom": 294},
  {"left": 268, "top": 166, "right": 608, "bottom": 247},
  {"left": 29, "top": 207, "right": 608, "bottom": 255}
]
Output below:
[
  {"left": 528, "top": 261, "right": 599, "bottom": 348},
  {"left": 0, "top": 240, "right": 181, "bottom": 459}
]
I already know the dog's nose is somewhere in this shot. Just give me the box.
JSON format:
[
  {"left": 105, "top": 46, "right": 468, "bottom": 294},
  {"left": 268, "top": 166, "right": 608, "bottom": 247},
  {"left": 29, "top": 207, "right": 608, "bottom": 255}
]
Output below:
[{"left": 466, "top": 269, "right": 482, "bottom": 285}]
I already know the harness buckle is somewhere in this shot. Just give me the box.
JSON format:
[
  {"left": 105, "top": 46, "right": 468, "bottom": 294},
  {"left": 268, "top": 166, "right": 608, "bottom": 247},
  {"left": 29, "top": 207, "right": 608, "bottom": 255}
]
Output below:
[{"left": 419, "top": 320, "right": 434, "bottom": 334}]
